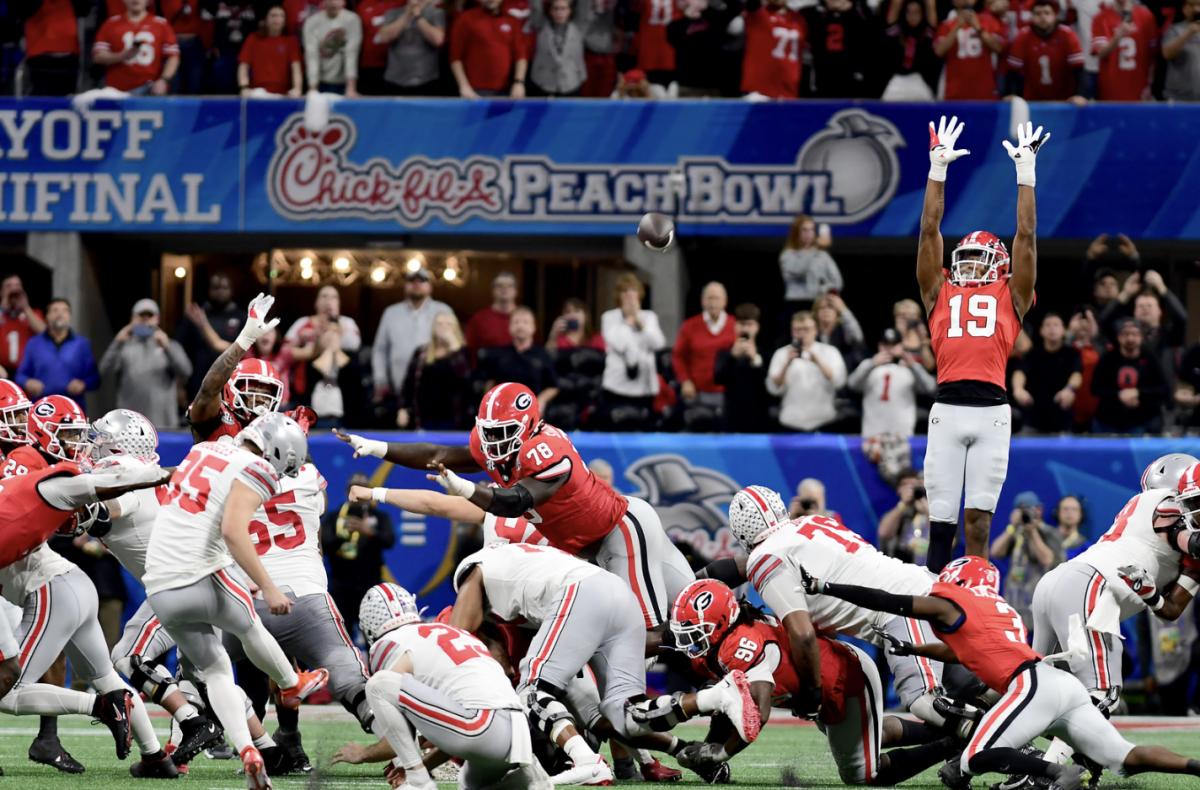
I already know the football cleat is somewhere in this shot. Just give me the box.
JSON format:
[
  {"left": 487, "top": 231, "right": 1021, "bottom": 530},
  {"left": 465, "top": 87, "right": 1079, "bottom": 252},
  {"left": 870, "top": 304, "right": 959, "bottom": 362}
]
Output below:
[
  {"left": 711, "top": 670, "right": 761, "bottom": 744},
  {"left": 93, "top": 689, "right": 134, "bottom": 760},
  {"left": 172, "top": 716, "right": 224, "bottom": 766},
  {"left": 276, "top": 668, "right": 329, "bottom": 710},
  {"left": 693, "top": 761, "right": 732, "bottom": 785},
  {"left": 240, "top": 746, "right": 272, "bottom": 790},
  {"left": 550, "top": 756, "right": 614, "bottom": 786},
  {"left": 640, "top": 758, "right": 683, "bottom": 782},
  {"left": 28, "top": 736, "right": 84, "bottom": 774},
  {"left": 129, "top": 750, "right": 180, "bottom": 779},
  {"left": 271, "top": 729, "right": 312, "bottom": 774}
]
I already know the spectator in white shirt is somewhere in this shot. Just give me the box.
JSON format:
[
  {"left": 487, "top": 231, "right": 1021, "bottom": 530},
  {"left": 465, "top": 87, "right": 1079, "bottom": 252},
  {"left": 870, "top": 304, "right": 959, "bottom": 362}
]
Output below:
[
  {"left": 303, "top": 0, "right": 363, "bottom": 95},
  {"left": 371, "top": 267, "right": 453, "bottom": 405},
  {"left": 767, "top": 310, "right": 846, "bottom": 431},
  {"left": 848, "top": 327, "right": 936, "bottom": 439},
  {"left": 600, "top": 273, "right": 665, "bottom": 415}
]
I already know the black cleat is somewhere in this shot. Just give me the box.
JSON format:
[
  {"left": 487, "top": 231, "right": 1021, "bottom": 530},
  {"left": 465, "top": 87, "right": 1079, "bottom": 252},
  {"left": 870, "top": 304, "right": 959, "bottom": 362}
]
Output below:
[
  {"left": 92, "top": 690, "right": 134, "bottom": 760},
  {"left": 939, "top": 756, "right": 972, "bottom": 790},
  {"left": 614, "top": 758, "right": 638, "bottom": 781},
  {"left": 694, "top": 761, "right": 731, "bottom": 785},
  {"left": 172, "top": 716, "right": 224, "bottom": 767},
  {"left": 205, "top": 741, "right": 236, "bottom": 760},
  {"left": 130, "top": 751, "right": 181, "bottom": 779},
  {"left": 260, "top": 745, "right": 296, "bottom": 776},
  {"left": 28, "top": 736, "right": 85, "bottom": 774},
  {"left": 272, "top": 729, "right": 312, "bottom": 773}
]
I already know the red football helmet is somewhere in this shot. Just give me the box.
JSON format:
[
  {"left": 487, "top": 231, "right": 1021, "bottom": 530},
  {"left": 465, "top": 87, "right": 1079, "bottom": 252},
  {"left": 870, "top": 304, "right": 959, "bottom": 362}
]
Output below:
[
  {"left": 1176, "top": 463, "right": 1200, "bottom": 530},
  {"left": 950, "top": 231, "right": 1010, "bottom": 287},
  {"left": 0, "top": 379, "right": 31, "bottom": 445},
  {"left": 223, "top": 359, "right": 284, "bottom": 424},
  {"left": 476, "top": 382, "right": 540, "bottom": 463},
  {"left": 937, "top": 556, "right": 1001, "bottom": 596},
  {"left": 669, "top": 579, "right": 740, "bottom": 657},
  {"left": 27, "top": 395, "right": 90, "bottom": 463}
]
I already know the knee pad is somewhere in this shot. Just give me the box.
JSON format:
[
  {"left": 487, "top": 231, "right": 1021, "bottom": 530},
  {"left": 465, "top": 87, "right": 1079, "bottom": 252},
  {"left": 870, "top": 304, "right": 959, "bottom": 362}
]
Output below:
[
  {"left": 344, "top": 687, "right": 374, "bottom": 733},
  {"left": 127, "top": 656, "right": 178, "bottom": 704},
  {"left": 1090, "top": 687, "right": 1121, "bottom": 718},
  {"left": 626, "top": 693, "right": 687, "bottom": 733},
  {"left": 521, "top": 683, "right": 575, "bottom": 741}
]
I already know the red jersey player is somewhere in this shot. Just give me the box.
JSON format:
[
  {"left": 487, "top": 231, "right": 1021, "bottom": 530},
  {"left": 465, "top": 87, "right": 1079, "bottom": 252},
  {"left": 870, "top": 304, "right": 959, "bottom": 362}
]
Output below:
[
  {"left": 740, "top": 0, "right": 806, "bottom": 98},
  {"left": 0, "top": 278, "right": 45, "bottom": 375},
  {"left": 92, "top": 0, "right": 180, "bottom": 95},
  {"left": 643, "top": 580, "right": 957, "bottom": 784},
  {"left": 805, "top": 556, "right": 1200, "bottom": 788},
  {"left": 338, "top": 382, "right": 695, "bottom": 631},
  {"left": 934, "top": 0, "right": 1006, "bottom": 99},
  {"left": 1092, "top": 0, "right": 1158, "bottom": 101},
  {"left": 636, "top": 0, "right": 680, "bottom": 79},
  {"left": 1006, "top": 0, "right": 1085, "bottom": 100},
  {"left": 917, "top": 116, "right": 1048, "bottom": 570}
]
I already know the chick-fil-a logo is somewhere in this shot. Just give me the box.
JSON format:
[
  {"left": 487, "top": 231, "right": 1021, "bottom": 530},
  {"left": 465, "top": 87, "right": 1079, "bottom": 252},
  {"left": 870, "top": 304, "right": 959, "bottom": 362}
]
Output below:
[{"left": 267, "top": 115, "right": 504, "bottom": 226}]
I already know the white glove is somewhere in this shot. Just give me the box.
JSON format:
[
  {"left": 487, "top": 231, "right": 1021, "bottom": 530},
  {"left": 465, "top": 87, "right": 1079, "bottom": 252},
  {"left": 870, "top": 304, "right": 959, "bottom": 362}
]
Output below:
[
  {"left": 1002, "top": 121, "right": 1050, "bottom": 188},
  {"left": 427, "top": 466, "right": 474, "bottom": 499},
  {"left": 928, "top": 115, "right": 970, "bottom": 183},
  {"left": 336, "top": 431, "right": 388, "bottom": 459},
  {"left": 235, "top": 292, "right": 281, "bottom": 351},
  {"left": 1118, "top": 564, "right": 1163, "bottom": 611}
]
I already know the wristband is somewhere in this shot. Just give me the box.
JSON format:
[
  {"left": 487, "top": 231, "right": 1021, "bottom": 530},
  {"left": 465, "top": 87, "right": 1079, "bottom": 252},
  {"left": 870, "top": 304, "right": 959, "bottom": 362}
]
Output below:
[
  {"left": 372, "top": 487, "right": 388, "bottom": 504},
  {"left": 1179, "top": 575, "right": 1200, "bottom": 597},
  {"left": 1144, "top": 590, "right": 1165, "bottom": 612},
  {"left": 928, "top": 162, "right": 948, "bottom": 183}
]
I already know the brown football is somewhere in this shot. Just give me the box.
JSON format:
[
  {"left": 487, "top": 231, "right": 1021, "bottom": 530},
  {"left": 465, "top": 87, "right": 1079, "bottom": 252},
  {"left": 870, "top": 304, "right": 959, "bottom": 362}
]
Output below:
[{"left": 637, "top": 212, "right": 676, "bottom": 252}]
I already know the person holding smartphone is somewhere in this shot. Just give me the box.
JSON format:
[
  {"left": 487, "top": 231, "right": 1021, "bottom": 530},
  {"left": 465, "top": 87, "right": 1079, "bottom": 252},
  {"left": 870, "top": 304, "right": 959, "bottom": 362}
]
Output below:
[
  {"left": 99, "top": 299, "right": 192, "bottom": 429},
  {"left": 547, "top": 298, "right": 605, "bottom": 352},
  {"left": 766, "top": 311, "right": 846, "bottom": 431},
  {"left": 989, "top": 490, "right": 1064, "bottom": 629}
]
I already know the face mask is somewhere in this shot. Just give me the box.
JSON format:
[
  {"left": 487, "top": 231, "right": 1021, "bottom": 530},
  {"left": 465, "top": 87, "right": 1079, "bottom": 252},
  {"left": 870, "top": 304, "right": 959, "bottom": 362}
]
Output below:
[{"left": 132, "top": 324, "right": 155, "bottom": 339}]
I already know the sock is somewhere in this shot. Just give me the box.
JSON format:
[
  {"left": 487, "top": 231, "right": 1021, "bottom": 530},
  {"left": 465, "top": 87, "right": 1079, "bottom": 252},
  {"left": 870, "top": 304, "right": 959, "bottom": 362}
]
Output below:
[
  {"left": 0, "top": 685, "right": 94, "bottom": 716},
  {"left": 563, "top": 734, "right": 600, "bottom": 765},
  {"left": 276, "top": 704, "right": 299, "bottom": 733},
  {"left": 406, "top": 765, "right": 433, "bottom": 786},
  {"left": 1043, "top": 738, "right": 1074, "bottom": 764},
  {"left": 1186, "top": 759, "right": 1200, "bottom": 777},
  {"left": 203, "top": 660, "right": 254, "bottom": 752},
  {"left": 667, "top": 736, "right": 682, "bottom": 755},
  {"left": 927, "top": 521, "right": 958, "bottom": 573},
  {"left": 237, "top": 621, "right": 299, "bottom": 689},
  {"left": 175, "top": 704, "right": 200, "bottom": 723},
  {"left": 873, "top": 738, "right": 958, "bottom": 785},
  {"left": 38, "top": 715, "right": 58, "bottom": 739},
  {"left": 635, "top": 748, "right": 654, "bottom": 765},
  {"left": 694, "top": 686, "right": 722, "bottom": 714},
  {"left": 895, "top": 717, "right": 941, "bottom": 746},
  {"left": 968, "top": 748, "right": 1058, "bottom": 779},
  {"left": 253, "top": 733, "right": 276, "bottom": 750}
]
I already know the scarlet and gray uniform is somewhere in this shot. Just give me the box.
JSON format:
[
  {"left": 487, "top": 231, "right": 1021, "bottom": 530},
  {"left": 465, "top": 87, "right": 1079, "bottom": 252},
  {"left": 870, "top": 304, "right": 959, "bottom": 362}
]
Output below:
[
  {"left": 0, "top": 598, "right": 18, "bottom": 662},
  {"left": 1032, "top": 488, "right": 1183, "bottom": 694},
  {"left": 458, "top": 543, "right": 646, "bottom": 737},
  {"left": 367, "top": 621, "right": 534, "bottom": 788},
  {"left": 222, "top": 464, "right": 369, "bottom": 722},
  {"left": 746, "top": 515, "right": 946, "bottom": 710}
]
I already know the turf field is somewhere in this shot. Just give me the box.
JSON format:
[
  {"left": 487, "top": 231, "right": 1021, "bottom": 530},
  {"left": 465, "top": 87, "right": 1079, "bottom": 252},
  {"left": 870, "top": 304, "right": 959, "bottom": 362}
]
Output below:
[{"left": 0, "top": 709, "right": 1197, "bottom": 789}]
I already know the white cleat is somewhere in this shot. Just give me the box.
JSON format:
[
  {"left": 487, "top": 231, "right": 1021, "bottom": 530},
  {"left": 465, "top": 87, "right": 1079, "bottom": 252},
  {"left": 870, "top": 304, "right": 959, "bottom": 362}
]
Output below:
[
  {"left": 551, "top": 757, "right": 614, "bottom": 786},
  {"left": 714, "top": 669, "right": 762, "bottom": 743}
]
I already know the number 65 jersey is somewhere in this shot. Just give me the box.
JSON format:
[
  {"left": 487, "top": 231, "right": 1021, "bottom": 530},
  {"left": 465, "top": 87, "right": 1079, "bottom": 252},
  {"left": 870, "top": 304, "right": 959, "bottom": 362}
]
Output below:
[{"left": 249, "top": 463, "right": 328, "bottom": 597}]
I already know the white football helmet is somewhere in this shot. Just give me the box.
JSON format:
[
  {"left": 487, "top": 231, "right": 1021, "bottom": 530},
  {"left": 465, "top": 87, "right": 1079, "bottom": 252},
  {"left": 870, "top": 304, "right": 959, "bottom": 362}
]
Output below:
[
  {"left": 1141, "top": 453, "right": 1199, "bottom": 492},
  {"left": 238, "top": 412, "right": 307, "bottom": 478},
  {"left": 91, "top": 409, "right": 160, "bottom": 464},
  {"left": 358, "top": 583, "right": 421, "bottom": 646},
  {"left": 728, "top": 485, "right": 789, "bottom": 550}
]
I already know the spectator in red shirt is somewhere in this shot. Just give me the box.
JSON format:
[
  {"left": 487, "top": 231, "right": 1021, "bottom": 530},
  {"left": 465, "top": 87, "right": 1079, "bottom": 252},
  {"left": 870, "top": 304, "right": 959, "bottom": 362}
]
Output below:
[
  {"left": 673, "top": 281, "right": 736, "bottom": 410},
  {"left": 1092, "top": 0, "right": 1158, "bottom": 100},
  {"left": 465, "top": 272, "right": 518, "bottom": 354},
  {"left": 93, "top": 0, "right": 180, "bottom": 94},
  {"left": 934, "top": 0, "right": 1006, "bottom": 98},
  {"left": 636, "top": 0, "right": 680, "bottom": 84},
  {"left": 357, "top": 0, "right": 401, "bottom": 93},
  {"left": 449, "top": 0, "right": 528, "bottom": 97},
  {"left": 0, "top": 276, "right": 46, "bottom": 377},
  {"left": 237, "top": 5, "right": 302, "bottom": 95},
  {"left": 284, "top": 0, "right": 321, "bottom": 33},
  {"left": 159, "top": 0, "right": 211, "bottom": 94},
  {"left": 546, "top": 298, "right": 605, "bottom": 351},
  {"left": 21, "top": 0, "right": 85, "bottom": 96},
  {"left": 1005, "top": 0, "right": 1086, "bottom": 100},
  {"left": 741, "top": 0, "right": 806, "bottom": 98}
]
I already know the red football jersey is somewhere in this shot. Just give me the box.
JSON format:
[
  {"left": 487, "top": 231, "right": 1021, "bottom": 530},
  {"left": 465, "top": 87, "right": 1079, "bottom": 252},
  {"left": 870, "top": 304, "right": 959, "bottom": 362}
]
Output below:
[
  {"left": 0, "top": 309, "right": 43, "bottom": 373},
  {"left": 357, "top": 0, "right": 401, "bottom": 69},
  {"left": 188, "top": 402, "right": 243, "bottom": 443},
  {"left": 714, "top": 620, "right": 862, "bottom": 725},
  {"left": 238, "top": 32, "right": 301, "bottom": 94},
  {"left": 93, "top": 13, "right": 180, "bottom": 91},
  {"left": 741, "top": 6, "right": 806, "bottom": 98},
  {"left": 1006, "top": 24, "right": 1083, "bottom": 99},
  {"left": 448, "top": 6, "right": 526, "bottom": 92},
  {"left": 928, "top": 279, "right": 1022, "bottom": 391},
  {"left": 637, "top": 0, "right": 679, "bottom": 72},
  {"left": 24, "top": 0, "right": 79, "bottom": 57},
  {"left": 1092, "top": 5, "right": 1157, "bottom": 101},
  {"left": 0, "top": 447, "right": 80, "bottom": 567},
  {"left": 936, "top": 12, "right": 1006, "bottom": 99},
  {"left": 468, "top": 424, "right": 628, "bottom": 554},
  {"left": 930, "top": 581, "right": 1039, "bottom": 692}
]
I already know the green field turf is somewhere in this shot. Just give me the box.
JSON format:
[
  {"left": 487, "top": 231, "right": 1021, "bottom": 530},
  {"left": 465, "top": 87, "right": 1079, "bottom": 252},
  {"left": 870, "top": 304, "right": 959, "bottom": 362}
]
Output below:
[{"left": 0, "top": 711, "right": 1196, "bottom": 789}]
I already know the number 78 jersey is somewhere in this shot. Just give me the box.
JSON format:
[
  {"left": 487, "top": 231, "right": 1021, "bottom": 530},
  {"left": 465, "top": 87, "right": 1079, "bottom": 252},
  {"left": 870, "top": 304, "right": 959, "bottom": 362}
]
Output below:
[
  {"left": 250, "top": 464, "right": 328, "bottom": 597},
  {"left": 929, "top": 279, "right": 1022, "bottom": 392}
]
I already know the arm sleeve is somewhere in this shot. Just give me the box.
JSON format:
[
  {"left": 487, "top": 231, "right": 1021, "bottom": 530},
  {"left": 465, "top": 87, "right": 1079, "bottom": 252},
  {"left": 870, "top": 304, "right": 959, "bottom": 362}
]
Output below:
[
  {"left": 765, "top": 348, "right": 789, "bottom": 396},
  {"left": 236, "top": 458, "right": 280, "bottom": 502},
  {"left": 822, "top": 581, "right": 916, "bottom": 618},
  {"left": 449, "top": 15, "right": 467, "bottom": 62},
  {"left": 344, "top": 14, "right": 362, "bottom": 78},
  {"left": 167, "top": 340, "right": 194, "bottom": 378},
  {"left": 758, "top": 572, "right": 809, "bottom": 619},
  {"left": 821, "top": 252, "right": 843, "bottom": 293},
  {"left": 847, "top": 359, "right": 873, "bottom": 392},
  {"left": 838, "top": 308, "right": 863, "bottom": 346},
  {"left": 341, "top": 318, "right": 362, "bottom": 353},
  {"left": 743, "top": 642, "right": 781, "bottom": 686},
  {"left": 911, "top": 360, "right": 937, "bottom": 395},
  {"left": 99, "top": 339, "right": 123, "bottom": 376}
]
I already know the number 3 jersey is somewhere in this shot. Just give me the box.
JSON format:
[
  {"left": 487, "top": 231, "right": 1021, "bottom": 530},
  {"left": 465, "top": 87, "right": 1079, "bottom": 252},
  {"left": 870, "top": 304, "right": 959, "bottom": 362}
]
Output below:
[
  {"left": 746, "top": 515, "right": 934, "bottom": 640},
  {"left": 144, "top": 441, "right": 281, "bottom": 596},
  {"left": 250, "top": 464, "right": 328, "bottom": 597},
  {"left": 929, "top": 582, "right": 1039, "bottom": 693},
  {"left": 928, "top": 278, "right": 1022, "bottom": 399},
  {"left": 368, "top": 622, "right": 521, "bottom": 710}
]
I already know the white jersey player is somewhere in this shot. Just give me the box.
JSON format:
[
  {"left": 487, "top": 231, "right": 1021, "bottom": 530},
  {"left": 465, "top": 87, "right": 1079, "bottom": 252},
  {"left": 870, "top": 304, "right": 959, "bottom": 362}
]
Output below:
[
  {"left": 729, "top": 485, "right": 951, "bottom": 727},
  {"left": 357, "top": 583, "right": 550, "bottom": 790},
  {"left": 143, "top": 413, "right": 328, "bottom": 790}
]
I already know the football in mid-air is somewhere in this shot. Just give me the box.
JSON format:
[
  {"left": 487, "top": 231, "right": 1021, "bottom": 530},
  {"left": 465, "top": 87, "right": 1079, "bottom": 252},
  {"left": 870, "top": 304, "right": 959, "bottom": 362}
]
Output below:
[{"left": 637, "top": 212, "right": 676, "bottom": 252}]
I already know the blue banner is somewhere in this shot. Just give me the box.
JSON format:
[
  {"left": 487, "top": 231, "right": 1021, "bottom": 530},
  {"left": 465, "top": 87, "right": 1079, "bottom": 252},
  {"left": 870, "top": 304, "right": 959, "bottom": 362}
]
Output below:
[{"left": 3, "top": 98, "right": 1200, "bottom": 238}]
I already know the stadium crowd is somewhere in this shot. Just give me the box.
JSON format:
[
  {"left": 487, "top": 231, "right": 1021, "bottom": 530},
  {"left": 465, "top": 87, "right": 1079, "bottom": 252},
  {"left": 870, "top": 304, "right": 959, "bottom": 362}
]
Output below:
[{"left": 4, "top": 0, "right": 1200, "bottom": 100}]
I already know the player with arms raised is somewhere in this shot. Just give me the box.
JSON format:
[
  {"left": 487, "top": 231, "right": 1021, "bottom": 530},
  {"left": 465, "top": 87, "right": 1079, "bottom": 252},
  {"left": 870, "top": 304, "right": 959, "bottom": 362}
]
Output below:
[{"left": 918, "top": 117, "right": 1049, "bottom": 570}]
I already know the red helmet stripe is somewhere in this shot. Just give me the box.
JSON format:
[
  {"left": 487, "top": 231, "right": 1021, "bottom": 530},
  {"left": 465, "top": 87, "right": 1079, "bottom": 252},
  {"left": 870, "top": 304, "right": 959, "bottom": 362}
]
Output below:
[{"left": 742, "top": 486, "right": 778, "bottom": 528}]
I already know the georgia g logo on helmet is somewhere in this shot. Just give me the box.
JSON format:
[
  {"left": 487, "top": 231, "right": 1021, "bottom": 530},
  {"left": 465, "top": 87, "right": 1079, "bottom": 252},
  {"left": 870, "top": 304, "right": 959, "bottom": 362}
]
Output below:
[
  {"left": 33, "top": 401, "right": 56, "bottom": 418},
  {"left": 514, "top": 391, "right": 533, "bottom": 411},
  {"left": 692, "top": 590, "right": 713, "bottom": 613}
]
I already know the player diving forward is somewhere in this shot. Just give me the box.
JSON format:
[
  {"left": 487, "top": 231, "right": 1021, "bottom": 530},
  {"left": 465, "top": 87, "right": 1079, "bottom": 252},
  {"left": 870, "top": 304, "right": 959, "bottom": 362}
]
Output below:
[
  {"left": 918, "top": 117, "right": 1048, "bottom": 570},
  {"left": 142, "top": 413, "right": 329, "bottom": 790}
]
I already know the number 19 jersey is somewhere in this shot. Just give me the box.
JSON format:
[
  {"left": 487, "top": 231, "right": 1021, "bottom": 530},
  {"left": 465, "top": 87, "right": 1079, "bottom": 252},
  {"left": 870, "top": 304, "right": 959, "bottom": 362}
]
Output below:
[
  {"left": 144, "top": 441, "right": 281, "bottom": 595},
  {"left": 928, "top": 279, "right": 1022, "bottom": 395},
  {"left": 252, "top": 463, "right": 328, "bottom": 597}
]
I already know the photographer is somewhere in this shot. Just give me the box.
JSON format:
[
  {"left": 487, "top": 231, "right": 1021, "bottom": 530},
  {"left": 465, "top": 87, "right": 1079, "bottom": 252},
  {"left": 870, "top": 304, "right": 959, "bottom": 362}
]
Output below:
[
  {"left": 848, "top": 327, "right": 935, "bottom": 440},
  {"left": 767, "top": 311, "right": 846, "bottom": 431},
  {"left": 788, "top": 478, "right": 842, "bottom": 523},
  {"left": 321, "top": 472, "right": 395, "bottom": 642},
  {"left": 714, "top": 303, "right": 770, "bottom": 432},
  {"left": 99, "top": 298, "right": 192, "bottom": 429},
  {"left": 989, "top": 491, "right": 1064, "bottom": 629},
  {"left": 877, "top": 469, "right": 932, "bottom": 566}
]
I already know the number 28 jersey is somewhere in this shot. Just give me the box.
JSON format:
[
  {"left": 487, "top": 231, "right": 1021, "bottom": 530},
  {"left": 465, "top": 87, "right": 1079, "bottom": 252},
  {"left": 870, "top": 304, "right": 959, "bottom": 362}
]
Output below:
[
  {"left": 144, "top": 441, "right": 281, "bottom": 596},
  {"left": 251, "top": 464, "right": 328, "bottom": 597},
  {"left": 928, "top": 279, "right": 1022, "bottom": 396}
]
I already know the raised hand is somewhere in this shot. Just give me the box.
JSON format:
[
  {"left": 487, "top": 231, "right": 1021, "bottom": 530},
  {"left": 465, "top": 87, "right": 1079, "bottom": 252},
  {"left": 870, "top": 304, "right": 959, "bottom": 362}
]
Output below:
[
  {"left": 235, "top": 292, "right": 281, "bottom": 351},
  {"left": 928, "top": 115, "right": 970, "bottom": 182},
  {"left": 1002, "top": 121, "right": 1051, "bottom": 187},
  {"left": 426, "top": 462, "right": 474, "bottom": 498}
]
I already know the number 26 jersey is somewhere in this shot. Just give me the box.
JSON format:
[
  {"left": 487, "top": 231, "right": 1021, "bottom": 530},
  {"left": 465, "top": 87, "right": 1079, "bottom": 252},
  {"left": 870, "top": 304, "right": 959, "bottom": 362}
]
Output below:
[{"left": 928, "top": 279, "right": 1022, "bottom": 395}]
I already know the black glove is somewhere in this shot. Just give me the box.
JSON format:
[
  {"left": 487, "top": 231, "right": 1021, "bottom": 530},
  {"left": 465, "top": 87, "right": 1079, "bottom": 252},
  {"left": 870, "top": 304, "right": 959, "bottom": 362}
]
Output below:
[
  {"left": 872, "top": 625, "right": 914, "bottom": 656},
  {"left": 799, "top": 564, "right": 823, "bottom": 595},
  {"left": 790, "top": 685, "right": 822, "bottom": 720}
]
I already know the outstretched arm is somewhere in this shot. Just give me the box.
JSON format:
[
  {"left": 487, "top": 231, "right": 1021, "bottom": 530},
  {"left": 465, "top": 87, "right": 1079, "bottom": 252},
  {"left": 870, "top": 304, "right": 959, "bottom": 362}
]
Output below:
[
  {"left": 918, "top": 116, "right": 970, "bottom": 312},
  {"left": 427, "top": 463, "right": 567, "bottom": 518},
  {"left": 37, "top": 465, "right": 172, "bottom": 510},
  {"left": 189, "top": 293, "right": 280, "bottom": 428},
  {"left": 1003, "top": 122, "right": 1049, "bottom": 320},
  {"left": 448, "top": 567, "right": 486, "bottom": 633},
  {"left": 336, "top": 431, "right": 480, "bottom": 473},
  {"left": 348, "top": 486, "right": 486, "bottom": 523},
  {"left": 801, "top": 565, "right": 962, "bottom": 629}
]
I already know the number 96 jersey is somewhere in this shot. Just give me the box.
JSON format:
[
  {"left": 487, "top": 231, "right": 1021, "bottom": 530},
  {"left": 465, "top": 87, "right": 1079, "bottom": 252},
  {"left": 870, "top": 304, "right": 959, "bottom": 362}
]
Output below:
[
  {"left": 929, "top": 279, "right": 1022, "bottom": 393},
  {"left": 368, "top": 622, "right": 521, "bottom": 711},
  {"left": 250, "top": 463, "right": 328, "bottom": 596}
]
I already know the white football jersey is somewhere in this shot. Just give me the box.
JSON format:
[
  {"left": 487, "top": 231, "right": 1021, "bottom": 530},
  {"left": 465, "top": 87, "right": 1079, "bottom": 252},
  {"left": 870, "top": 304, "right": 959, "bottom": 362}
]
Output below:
[
  {"left": 464, "top": 543, "right": 601, "bottom": 626},
  {"left": 252, "top": 464, "right": 328, "bottom": 597},
  {"left": 368, "top": 621, "right": 520, "bottom": 711},
  {"left": 747, "top": 515, "right": 934, "bottom": 640},
  {"left": 95, "top": 456, "right": 162, "bottom": 582},
  {"left": 1075, "top": 488, "right": 1182, "bottom": 619},
  {"left": 859, "top": 362, "right": 920, "bottom": 439},
  {"left": 0, "top": 544, "right": 75, "bottom": 605},
  {"left": 482, "top": 514, "right": 549, "bottom": 547},
  {"left": 143, "top": 442, "right": 281, "bottom": 596}
]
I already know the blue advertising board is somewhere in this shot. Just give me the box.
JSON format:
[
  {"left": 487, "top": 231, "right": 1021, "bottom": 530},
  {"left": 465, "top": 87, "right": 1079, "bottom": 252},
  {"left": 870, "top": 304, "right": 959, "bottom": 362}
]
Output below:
[{"left": 1, "top": 97, "right": 1199, "bottom": 238}]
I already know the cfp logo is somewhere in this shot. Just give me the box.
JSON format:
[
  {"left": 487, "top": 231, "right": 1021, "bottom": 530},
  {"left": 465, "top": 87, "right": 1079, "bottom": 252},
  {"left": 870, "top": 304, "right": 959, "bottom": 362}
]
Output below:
[{"left": 624, "top": 454, "right": 742, "bottom": 562}]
